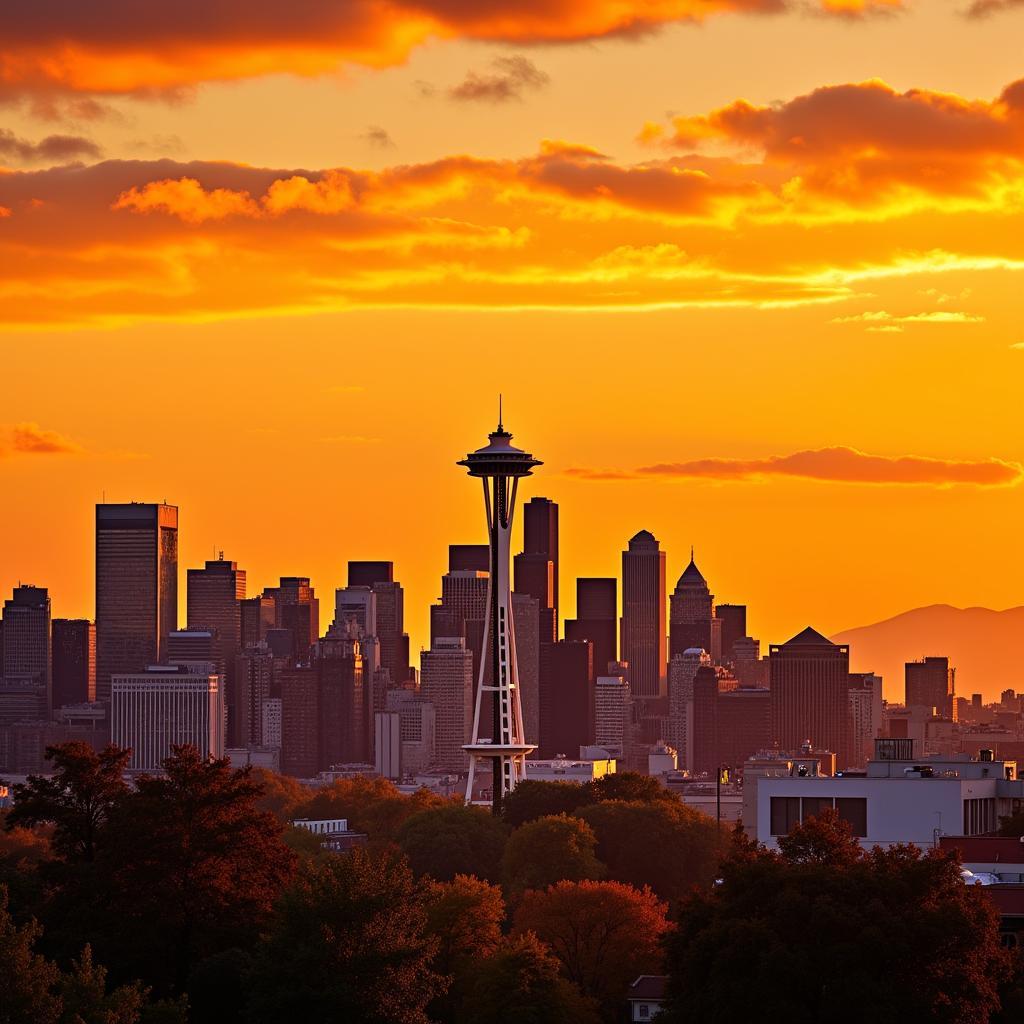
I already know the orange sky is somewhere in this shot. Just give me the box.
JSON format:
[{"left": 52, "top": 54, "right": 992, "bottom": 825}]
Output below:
[{"left": 2, "top": 0, "right": 1024, "bottom": 698}]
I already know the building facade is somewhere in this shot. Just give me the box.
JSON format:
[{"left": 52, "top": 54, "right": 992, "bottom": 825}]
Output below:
[{"left": 621, "top": 530, "right": 667, "bottom": 699}]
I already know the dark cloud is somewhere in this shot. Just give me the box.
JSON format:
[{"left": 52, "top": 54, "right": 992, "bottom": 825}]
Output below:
[
  {"left": 449, "top": 55, "right": 550, "bottom": 103},
  {"left": 0, "top": 129, "right": 102, "bottom": 165},
  {"left": 361, "top": 125, "right": 395, "bottom": 148},
  {"left": 1, "top": 423, "right": 82, "bottom": 456}
]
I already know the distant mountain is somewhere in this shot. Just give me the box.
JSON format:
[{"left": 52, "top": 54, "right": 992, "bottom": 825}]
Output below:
[{"left": 831, "top": 604, "right": 1024, "bottom": 702}]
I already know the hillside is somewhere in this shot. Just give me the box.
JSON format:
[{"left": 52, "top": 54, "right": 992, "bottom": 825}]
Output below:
[{"left": 831, "top": 604, "right": 1024, "bottom": 703}]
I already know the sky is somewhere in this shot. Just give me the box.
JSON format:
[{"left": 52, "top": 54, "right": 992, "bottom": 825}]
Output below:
[{"left": 2, "top": 0, "right": 1024, "bottom": 695}]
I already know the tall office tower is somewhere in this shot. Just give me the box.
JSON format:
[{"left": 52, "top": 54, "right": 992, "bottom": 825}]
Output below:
[
  {"left": 458, "top": 416, "right": 540, "bottom": 810},
  {"left": 905, "top": 657, "right": 955, "bottom": 719},
  {"left": 240, "top": 594, "right": 276, "bottom": 648},
  {"left": 449, "top": 544, "right": 490, "bottom": 572},
  {"left": 732, "top": 636, "right": 767, "bottom": 687},
  {"left": 848, "top": 672, "right": 884, "bottom": 768},
  {"left": 716, "top": 686, "right": 771, "bottom": 769},
  {"left": 523, "top": 497, "right": 559, "bottom": 628},
  {"left": 667, "top": 648, "right": 710, "bottom": 770},
  {"left": 621, "top": 530, "right": 667, "bottom": 699},
  {"left": 538, "top": 639, "right": 594, "bottom": 759},
  {"left": 235, "top": 646, "right": 275, "bottom": 747},
  {"left": 261, "top": 697, "right": 282, "bottom": 747},
  {"left": 715, "top": 604, "right": 746, "bottom": 666},
  {"left": 565, "top": 577, "right": 617, "bottom": 679},
  {"left": 51, "top": 619, "right": 96, "bottom": 707},
  {"left": 111, "top": 665, "right": 224, "bottom": 771},
  {"left": 432, "top": 568, "right": 490, "bottom": 667},
  {"left": 348, "top": 562, "right": 411, "bottom": 684},
  {"left": 316, "top": 637, "right": 366, "bottom": 768},
  {"left": 264, "top": 577, "right": 319, "bottom": 661},
  {"left": 512, "top": 593, "right": 540, "bottom": 749},
  {"left": 669, "top": 554, "right": 714, "bottom": 660},
  {"left": 279, "top": 666, "right": 319, "bottom": 777},
  {"left": 2, "top": 585, "right": 52, "bottom": 702},
  {"left": 386, "top": 689, "right": 437, "bottom": 775},
  {"left": 770, "top": 627, "right": 851, "bottom": 770},
  {"left": 420, "top": 637, "right": 474, "bottom": 772},
  {"left": 332, "top": 586, "right": 377, "bottom": 638},
  {"left": 96, "top": 503, "right": 178, "bottom": 703},
  {"left": 187, "top": 557, "right": 245, "bottom": 653},
  {"left": 165, "top": 629, "right": 221, "bottom": 671},
  {"left": 691, "top": 664, "right": 723, "bottom": 776},
  {"left": 594, "top": 673, "right": 630, "bottom": 751},
  {"left": 513, "top": 553, "right": 556, "bottom": 642}
]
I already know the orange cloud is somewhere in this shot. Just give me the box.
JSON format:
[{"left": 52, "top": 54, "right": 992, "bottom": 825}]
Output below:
[
  {"left": 569, "top": 447, "right": 1024, "bottom": 487},
  {"left": 0, "top": 423, "right": 82, "bottom": 456},
  {"left": 0, "top": 0, "right": 902, "bottom": 99}
]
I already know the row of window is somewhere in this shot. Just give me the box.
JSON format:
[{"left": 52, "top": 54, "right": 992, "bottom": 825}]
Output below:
[{"left": 770, "top": 796, "right": 868, "bottom": 837}]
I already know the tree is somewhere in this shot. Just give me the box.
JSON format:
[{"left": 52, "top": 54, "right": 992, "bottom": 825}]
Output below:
[
  {"left": 501, "top": 780, "right": 593, "bottom": 828},
  {"left": 588, "top": 772, "right": 676, "bottom": 805},
  {"left": 0, "top": 812, "right": 52, "bottom": 920},
  {"left": 578, "top": 799, "right": 725, "bottom": 906},
  {"left": 251, "top": 769, "right": 310, "bottom": 823},
  {"left": 661, "top": 810, "right": 1013, "bottom": 1024},
  {"left": 512, "top": 880, "right": 670, "bottom": 1021},
  {"left": 96, "top": 745, "right": 295, "bottom": 993},
  {"left": 423, "top": 875, "right": 506, "bottom": 1023},
  {"left": 998, "top": 809, "right": 1024, "bottom": 837},
  {"left": 397, "top": 803, "right": 508, "bottom": 881},
  {"left": 462, "top": 932, "right": 600, "bottom": 1024},
  {"left": 6, "top": 743, "right": 130, "bottom": 862},
  {"left": 57, "top": 945, "right": 148, "bottom": 1024},
  {"left": 0, "top": 885, "right": 62, "bottom": 1024},
  {"left": 247, "top": 848, "right": 445, "bottom": 1024},
  {"left": 502, "top": 814, "right": 604, "bottom": 898}
]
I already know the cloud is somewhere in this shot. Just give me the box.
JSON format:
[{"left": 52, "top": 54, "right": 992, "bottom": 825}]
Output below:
[
  {"left": 0, "top": 129, "right": 101, "bottom": 165},
  {"left": 449, "top": 55, "right": 550, "bottom": 104},
  {"left": 0, "top": 423, "right": 82, "bottom": 456},
  {"left": 965, "top": 0, "right": 1024, "bottom": 16},
  {"left": 571, "top": 447, "right": 1024, "bottom": 487},
  {"left": 361, "top": 126, "right": 395, "bottom": 149},
  {"left": 0, "top": 1, "right": 908, "bottom": 100},
  {"left": 831, "top": 310, "right": 986, "bottom": 325}
]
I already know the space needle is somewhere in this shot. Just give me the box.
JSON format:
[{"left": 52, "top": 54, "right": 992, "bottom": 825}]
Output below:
[{"left": 458, "top": 403, "right": 540, "bottom": 814}]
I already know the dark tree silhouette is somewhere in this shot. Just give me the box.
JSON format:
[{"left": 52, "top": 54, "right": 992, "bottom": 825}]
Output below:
[
  {"left": 662, "top": 810, "right": 1013, "bottom": 1024},
  {"left": 502, "top": 814, "right": 604, "bottom": 899},
  {"left": 588, "top": 772, "right": 677, "bottom": 805},
  {"left": 247, "top": 848, "right": 445, "bottom": 1024},
  {"left": 397, "top": 802, "right": 508, "bottom": 881},
  {"left": 501, "top": 780, "right": 594, "bottom": 828}
]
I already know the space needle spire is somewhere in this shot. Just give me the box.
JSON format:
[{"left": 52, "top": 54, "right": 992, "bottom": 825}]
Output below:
[{"left": 458, "top": 407, "right": 540, "bottom": 814}]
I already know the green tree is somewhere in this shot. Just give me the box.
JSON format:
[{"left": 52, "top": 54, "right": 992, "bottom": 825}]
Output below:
[
  {"left": 397, "top": 802, "right": 508, "bottom": 881},
  {"left": 423, "top": 874, "right": 506, "bottom": 1023},
  {"left": 661, "top": 810, "right": 1013, "bottom": 1024},
  {"left": 57, "top": 945, "right": 148, "bottom": 1024},
  {"left": 513, "top": 879, "right": 670, "bottom": 1021},
  {"left": 247, "top": 848, "right": 445, "bottom": 1024},
  {"left": 588, "top": 772, "right": 676, "bottom": 805},
  {"left": 462, "top": 932, "right": 601, "bottom": 1024},
  {"left": 6, "top": 743, "right": 130, "bottom": 862},
  {"left": 0, "top": 885, "right": 62, "bottom": 1024},
  {"left": 579, "top": 799, "right": 725, "bottom": 906},
  {"left": 502, "top": 814, "right": 604, "bottom": 898},
  {"left": 501, "top": 780, "right": 593, "bottom": 828},
  {"left": 97, "top": 745, "right": 295, "bottom": 993}
]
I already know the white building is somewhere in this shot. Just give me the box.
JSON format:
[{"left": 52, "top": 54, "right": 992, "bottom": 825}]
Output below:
[
  {"left": 757, "top": 740, "right": 1023, "bottom": 849},
  {"left": 112, "top": 666, "right": 224, "bottom": 771},
  {"left": 667, "top": 648, "right": 709, "bottom": 771}
]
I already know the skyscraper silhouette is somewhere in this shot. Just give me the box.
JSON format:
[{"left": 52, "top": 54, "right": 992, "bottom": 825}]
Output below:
[
  {"left": 95, "top": 503, "right": 177, "bottom": 703},
  {"left": 621, "top": 530, "right": 667, "bottom": 699},
  {"left": 669, "top": 553, "right": 714, "bottom": 659}
]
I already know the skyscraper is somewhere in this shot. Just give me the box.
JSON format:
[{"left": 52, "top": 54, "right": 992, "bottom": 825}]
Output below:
[
  {"left": 565, "top": 577, "right": 617, "bottom": 679},
  {"left": 905, "top": 657, "right": 955, "bottom": 718},
  {"left": 594, "top": 673, "right": 630, "bottom": 751},
  {"left": 111, "top": 665, "right": 224, "bottom": 771},
  {"left": 715, "top": 604, "right": 747, "bottom": 666},
  {"left": 316, "top": 636, "right": 367, "bottom": 767},
  {"left": 512, "top": 592, "right": 541, "bottom": 750},
  {"left": 264, "top": 577, "right": 319, "bottom": 661},
  {"left": 51, "top": 619, "right": 96, "bottom": 707},
  {"left": 621, "top": 530, "right": 667, "bottom": 699},
  {"left": 513, "top": 552, "right": 556, "bottom": 642},
  {"left": 240, "top": 594, "right": 276, "bottom": 648},
  {"left": 96, "top": 503, "right": 178, "bottom": 703},
  {"left": 2, "top": 585, "right": 52, "bottom": 703},
  {"left": 279, "top": 666, "right": 319, "bottom": 777},
  {"left": 770, "top": 627, "right": 851, "bottom": 770},
  {"left": 420, "top": 637, "right": 474, "bottom": 772},
  {"left": 458, "top": 415, "right": 540, "bottom": 809},
  {"left": 669, "top": 554, "right": 714, "bottom": 659},
  {"left": 448, "top": 544, "right": 490, "bottom": 572},
  {"left": 187, "top": 556, "right": 245, "bottom": 666},
  {"left": 667, "top": 647, "right": 709, "bottom": 770},
  {"left": 538, "top": 638, "right": 593, "bottom": 759},
  {"left": 348, "top": 562, "right": 411, "bottom": 684},
  {"left": 523, "top": 496, "right": 559, "bottom": 633}
]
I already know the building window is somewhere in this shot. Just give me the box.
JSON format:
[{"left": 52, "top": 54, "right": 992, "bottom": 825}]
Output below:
[
  {"left": 638, "top": 1006, "right": 650, "bottom": 1019},
  {"left": 770, "top": 796, "right": 800, "bottom": 836},
  {"left": 835, "top": 798, "right": 868, "bottom": 837},
  {"left": 801, "top": 797, "right": 834, "bottom": 821}
]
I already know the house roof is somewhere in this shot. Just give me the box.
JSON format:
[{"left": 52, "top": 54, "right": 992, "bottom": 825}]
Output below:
[{"left": 627, "top": 976, "right": 668, "bottom": 1001}]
